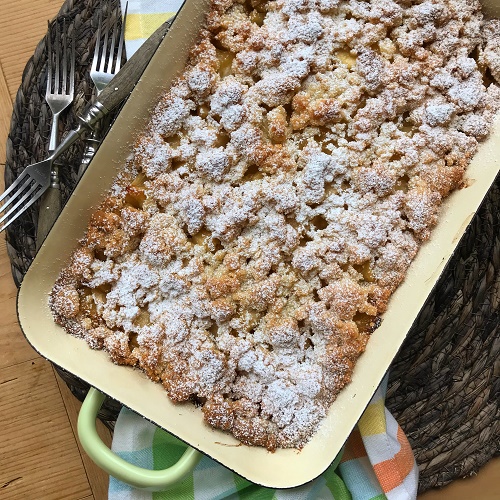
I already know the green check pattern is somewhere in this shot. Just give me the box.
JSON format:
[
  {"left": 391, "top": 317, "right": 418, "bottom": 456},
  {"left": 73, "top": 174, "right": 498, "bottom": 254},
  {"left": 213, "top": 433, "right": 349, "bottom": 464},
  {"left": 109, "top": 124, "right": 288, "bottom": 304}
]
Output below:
[{"left": 109, "top": 416, "right": 351, "bottom": 500}]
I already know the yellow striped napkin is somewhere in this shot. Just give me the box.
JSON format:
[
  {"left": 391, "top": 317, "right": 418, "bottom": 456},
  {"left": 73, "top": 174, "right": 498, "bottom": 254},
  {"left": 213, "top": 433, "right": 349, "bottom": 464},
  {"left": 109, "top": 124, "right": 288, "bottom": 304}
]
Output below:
[
  {"left": 109, "top": 375, "right": 419, "bottom": 499},
  {"left": 119, "top": 0, "right": 183, "bottom": 57}
]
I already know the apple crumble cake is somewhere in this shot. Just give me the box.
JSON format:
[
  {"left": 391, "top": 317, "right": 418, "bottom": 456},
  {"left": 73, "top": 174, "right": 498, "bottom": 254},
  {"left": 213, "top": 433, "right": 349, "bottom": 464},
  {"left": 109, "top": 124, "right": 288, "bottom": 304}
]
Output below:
[{"left": 51, "top": 0, "right": 500, "bottom": 450}]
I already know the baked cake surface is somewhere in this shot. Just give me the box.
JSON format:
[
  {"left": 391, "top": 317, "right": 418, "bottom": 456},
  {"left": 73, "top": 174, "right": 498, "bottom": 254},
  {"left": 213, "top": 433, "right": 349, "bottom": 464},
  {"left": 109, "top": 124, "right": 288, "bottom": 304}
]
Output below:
[{"left": 51, "top": 0, "right": 500, "bottom": 449}]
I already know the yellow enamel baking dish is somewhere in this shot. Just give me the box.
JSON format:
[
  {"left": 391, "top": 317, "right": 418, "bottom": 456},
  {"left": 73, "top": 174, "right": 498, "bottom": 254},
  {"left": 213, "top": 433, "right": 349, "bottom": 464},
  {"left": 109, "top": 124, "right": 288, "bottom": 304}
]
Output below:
[{"left": 17, "top": 0, "right": 500, "bottom": 490}]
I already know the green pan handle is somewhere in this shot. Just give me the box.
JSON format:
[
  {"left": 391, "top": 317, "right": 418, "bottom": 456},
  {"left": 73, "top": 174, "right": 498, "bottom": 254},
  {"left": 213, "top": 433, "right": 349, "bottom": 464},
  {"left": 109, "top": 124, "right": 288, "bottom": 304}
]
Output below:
[{"left": 77, "top": 388, "right": 202, "bottom": 491}]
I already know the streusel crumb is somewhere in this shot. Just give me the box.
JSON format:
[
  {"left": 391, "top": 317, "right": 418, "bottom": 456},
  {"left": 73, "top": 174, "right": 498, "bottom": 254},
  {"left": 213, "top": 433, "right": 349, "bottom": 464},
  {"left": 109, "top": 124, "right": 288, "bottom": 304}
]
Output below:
[{"left": 51, "top": 0, "right": 500, "bottom": 450}]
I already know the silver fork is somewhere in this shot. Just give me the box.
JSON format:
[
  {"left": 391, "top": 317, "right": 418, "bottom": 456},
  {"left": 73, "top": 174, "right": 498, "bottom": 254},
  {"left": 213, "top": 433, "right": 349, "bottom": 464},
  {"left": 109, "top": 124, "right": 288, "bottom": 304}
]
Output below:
[
  {"left": 36, "top": 20, "right": 75, "bottom": 249},
  {"left": 46, "top": 20, "right": 75, "bottom": 154},
  {"left": 0, "top": 9, "right": 174, "bottom": 234},
  {"left": 92, "top": 2, "right": 127, "bottom": 95},
  {"left": 78, "top": 1, "right": 127, "bottom": 179}
]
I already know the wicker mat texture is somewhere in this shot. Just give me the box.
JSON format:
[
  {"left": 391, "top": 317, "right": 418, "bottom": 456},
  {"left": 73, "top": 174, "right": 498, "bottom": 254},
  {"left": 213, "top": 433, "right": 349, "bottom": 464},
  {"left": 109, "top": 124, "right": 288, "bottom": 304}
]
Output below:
[{"left": 3, "top": 0, "right": 499, "bottom": 493}]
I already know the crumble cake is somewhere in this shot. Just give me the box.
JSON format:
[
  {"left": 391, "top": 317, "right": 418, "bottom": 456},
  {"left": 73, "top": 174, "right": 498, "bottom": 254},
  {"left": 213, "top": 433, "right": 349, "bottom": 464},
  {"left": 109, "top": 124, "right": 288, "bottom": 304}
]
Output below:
[{"left": 51, "top": 0, "right": 500, "bottom": 450}]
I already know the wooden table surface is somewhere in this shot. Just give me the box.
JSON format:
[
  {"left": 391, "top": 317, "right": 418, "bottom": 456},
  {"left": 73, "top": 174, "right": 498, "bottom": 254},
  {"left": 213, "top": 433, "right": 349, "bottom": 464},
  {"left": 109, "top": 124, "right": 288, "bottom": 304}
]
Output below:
[{"left": 0, "top": 1, "right": 498, "bottom": 499}]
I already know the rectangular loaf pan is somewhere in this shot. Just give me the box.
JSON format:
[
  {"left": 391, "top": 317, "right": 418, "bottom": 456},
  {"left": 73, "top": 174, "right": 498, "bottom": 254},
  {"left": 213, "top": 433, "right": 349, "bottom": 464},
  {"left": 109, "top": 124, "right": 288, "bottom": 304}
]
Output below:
[{"left": 17, "top": 0, "right": 500, "bottom": 489}]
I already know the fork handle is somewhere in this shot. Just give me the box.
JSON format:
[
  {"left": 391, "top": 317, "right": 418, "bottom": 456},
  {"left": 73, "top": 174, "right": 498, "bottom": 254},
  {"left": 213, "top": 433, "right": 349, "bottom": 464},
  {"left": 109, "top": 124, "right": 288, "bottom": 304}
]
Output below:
[
  {"left": 36, "top": 186, "right": 61, "bottom": 251},
  {"left": 77, "top": 131, "right": 101, "bottom": 180},
  {"left": 80, "top": 17, "right": 174, "bottom": 129},
  {"left": 48, "top": 112, "right": 61, "bottom": 155}
]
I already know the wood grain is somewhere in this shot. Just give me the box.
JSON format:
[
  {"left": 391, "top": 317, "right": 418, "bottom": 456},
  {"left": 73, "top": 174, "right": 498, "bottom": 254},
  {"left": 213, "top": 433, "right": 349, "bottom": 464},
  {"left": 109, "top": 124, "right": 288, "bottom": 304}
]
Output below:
[
  {"left": 0, "top": 19, "right": 40, "bottom": 372},
  {"left": 0, "top": 2, "right": 97, "bottom": 500},
  {"left": 54, "top": 369, "right": 112, "bottom": 500},
  {"left": 0, "top": 358, "right": 91, "bottom": 499},
  {"left": 0, "top": 0, "right": 61, "bottom": 99},
  {"left": 0, "top": 64, "right": 11, "bottom": 163},
  {"left": 0, "top": 239, "right": 40, "bottom": 369},
  {"left": 418, "top": 459, "right": 500, "bottom": 500}
]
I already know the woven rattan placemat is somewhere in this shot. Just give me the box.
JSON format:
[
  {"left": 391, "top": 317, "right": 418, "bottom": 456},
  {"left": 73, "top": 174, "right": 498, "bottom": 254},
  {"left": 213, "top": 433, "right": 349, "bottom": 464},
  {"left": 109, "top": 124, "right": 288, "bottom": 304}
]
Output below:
[{"left": 4, "top": 0, "right": 499, "bottom": 493}]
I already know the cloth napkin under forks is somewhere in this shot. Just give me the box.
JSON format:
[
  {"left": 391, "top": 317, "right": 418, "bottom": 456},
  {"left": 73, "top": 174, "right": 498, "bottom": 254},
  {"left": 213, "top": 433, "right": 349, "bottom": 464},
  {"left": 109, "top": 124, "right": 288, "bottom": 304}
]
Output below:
[{"left": 110, "top": 2, "right": 419, "bottom": 498}]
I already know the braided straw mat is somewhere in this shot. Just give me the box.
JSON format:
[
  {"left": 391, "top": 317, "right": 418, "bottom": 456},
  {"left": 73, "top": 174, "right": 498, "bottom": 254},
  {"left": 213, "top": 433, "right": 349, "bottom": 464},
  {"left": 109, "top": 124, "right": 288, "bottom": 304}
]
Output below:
[{"left": 3, "top": 0, "right": 499, "bottom": 493}]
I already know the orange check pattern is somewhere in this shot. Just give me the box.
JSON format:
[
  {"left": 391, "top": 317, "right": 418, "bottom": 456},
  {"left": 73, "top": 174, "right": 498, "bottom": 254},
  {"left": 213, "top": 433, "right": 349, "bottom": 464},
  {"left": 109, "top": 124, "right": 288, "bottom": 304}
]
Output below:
[{"left": 339, "top": 376, "right": 419, "bottom": 499}]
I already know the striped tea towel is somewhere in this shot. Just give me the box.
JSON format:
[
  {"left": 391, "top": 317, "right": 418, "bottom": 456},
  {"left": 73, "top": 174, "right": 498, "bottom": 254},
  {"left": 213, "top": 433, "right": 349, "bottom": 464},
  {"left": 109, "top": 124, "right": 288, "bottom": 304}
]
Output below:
[
  {"left": 109, "top": 375, "right": 418, "bottom": 499},
  {"left": 338, "top": 377, "right": 419, "bottom": 500},
  {"left": 111, "top": 2, "right": 419, "bottom": 498},
  {"left": 120, "top": 0, "right": 184, "bottom": 57}
]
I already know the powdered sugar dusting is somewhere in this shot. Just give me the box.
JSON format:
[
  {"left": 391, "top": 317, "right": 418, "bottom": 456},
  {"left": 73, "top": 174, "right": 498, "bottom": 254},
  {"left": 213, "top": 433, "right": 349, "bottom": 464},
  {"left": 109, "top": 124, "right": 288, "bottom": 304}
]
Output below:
[{"left": 50, "top": 0, "right": 500, "bottom": 450}]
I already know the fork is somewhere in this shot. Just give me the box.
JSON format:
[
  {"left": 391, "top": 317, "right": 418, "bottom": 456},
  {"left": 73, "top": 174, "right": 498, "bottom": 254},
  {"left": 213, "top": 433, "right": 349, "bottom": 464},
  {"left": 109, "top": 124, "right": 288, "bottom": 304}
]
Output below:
[
  {"left": 46, "top": 20, "right": 75, "bottom": 154},
  {"left": 77, "top": 1, "right": 128, "bottom": 179},
  {"left": 92, "top": 2, "right": 128, "bottom": 95},
  {"left": 36, "top": 20, "right": 75, "bottom": 249},
  {"left": 0, "top": 13, "right": 175, "bottom": 234}
]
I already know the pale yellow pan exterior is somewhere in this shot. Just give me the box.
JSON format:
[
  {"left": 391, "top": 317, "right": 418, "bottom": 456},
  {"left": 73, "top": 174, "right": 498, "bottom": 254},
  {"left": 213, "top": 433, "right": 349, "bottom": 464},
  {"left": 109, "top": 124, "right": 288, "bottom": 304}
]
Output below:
[{"left": 17, "top": 0, "right": 500, "bottom": 489}]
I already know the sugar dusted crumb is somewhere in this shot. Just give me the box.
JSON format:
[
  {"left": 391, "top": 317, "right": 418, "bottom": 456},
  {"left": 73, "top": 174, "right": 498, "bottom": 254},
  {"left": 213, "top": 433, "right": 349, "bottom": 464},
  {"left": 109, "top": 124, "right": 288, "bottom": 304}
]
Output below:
[{"left": 50, "top": 0, "right": 500, "bottom": 450}]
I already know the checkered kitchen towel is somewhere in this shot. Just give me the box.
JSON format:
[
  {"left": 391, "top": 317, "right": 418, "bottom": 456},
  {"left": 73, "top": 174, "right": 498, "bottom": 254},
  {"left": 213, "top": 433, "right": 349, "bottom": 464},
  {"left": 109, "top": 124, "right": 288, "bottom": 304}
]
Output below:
[
  {"left": 109, "top": 375, "right": 418, "bottom": 500},
  {"left": 110, "top": 2, "right": 419, "bottom": 498}
]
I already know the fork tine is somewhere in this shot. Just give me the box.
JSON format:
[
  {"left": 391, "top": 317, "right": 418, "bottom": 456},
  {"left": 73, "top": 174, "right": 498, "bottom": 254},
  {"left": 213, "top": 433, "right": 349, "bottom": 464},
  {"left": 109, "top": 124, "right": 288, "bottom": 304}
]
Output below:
[
  {"left": 69, "top": 31, "right": 75, "bottom": 96},
  {"left": 0, "top": 175, "right": 33, "bottom": 208},
  {"left": 0, "top": 180, "right": 40, "bottom": 226},
  {"left": 62, "top": 20, "right": 68, "bottom": 95},
  {"left": 0, "top": 190, "right": 43, "bottom": 233},
  {"left": 0, "top": 177, "right": 34, "bottom": 213},
  {"left": 115, "top": 1, "right": 128, "bottom": 73},
  {"left": 100, "top": 8, "right": 110, "bottom": 73},
  {"left": 54, "top": 21, "right": 60, "bottom": 94},
  {"left": 46, "top": 22, "right": 52, "bottom": 96},
  {"left": 91, "top": 11, "right": 102, "bottom": 74},
  {"left": 108, "top": 11, "right": 119, "bottom": 74},
  {"left": 0, "top": 172, "right": 32, "bottom": 204}
]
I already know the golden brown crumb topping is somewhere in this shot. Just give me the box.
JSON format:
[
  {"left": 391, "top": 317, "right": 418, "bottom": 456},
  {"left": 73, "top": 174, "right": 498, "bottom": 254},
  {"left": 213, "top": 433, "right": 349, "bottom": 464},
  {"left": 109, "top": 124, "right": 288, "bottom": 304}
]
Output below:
[{"left": 51, "top": 0, "right": 500, "bottom": 449}]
